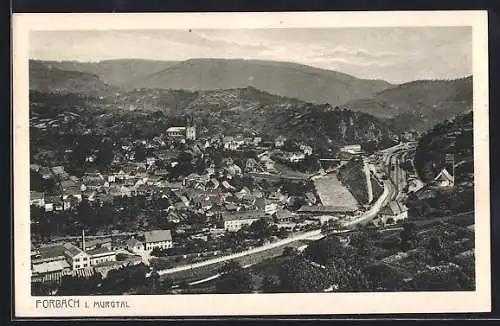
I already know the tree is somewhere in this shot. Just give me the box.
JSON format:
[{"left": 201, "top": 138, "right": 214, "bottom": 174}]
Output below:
[
  {"left": 304, "top": 236, "right": 342, "bottom": 266},
  {"left": 133, "top": 144, "right": 147, "bottom": 162},
  {"left": 261, "top": 275, "right": 281, "bottom": 293},
  {"left": 216, "top": 260, "right": 253, "bottom": 294},
  {"left": 96, "top": 141, "right": 114, "bottom": 169},
  {"left": 400, "top": 222, "right": 419, "bottom": 250},
  {"left": 427, "top": 236, "right": 444, "bottom": 261},
  {"left": 42, "top": 177, "right": 57, "bottom": 195},
  {"left": 160, "top": 278, "right": 174, "bottom": 293},
  {"left": 278, "top": 255, "right": 334, "bottom": 293},
  {"left": 282, "top": 246, "right": 297, "bottom": 257},
  {"left": 30, "top": 170, "right": 44, "bottom": 192},
  {"left": 249, "top": 218, "right": 271, "bottom": 239}
]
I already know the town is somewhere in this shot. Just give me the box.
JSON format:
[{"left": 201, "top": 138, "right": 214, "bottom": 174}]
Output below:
[{"left": 30, "top": 110, "right": 465, "bottom": 295}]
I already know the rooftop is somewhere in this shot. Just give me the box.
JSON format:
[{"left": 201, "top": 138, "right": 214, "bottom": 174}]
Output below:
[
  {"left": 144, "top": 229, "right": 172, "bottom": 243},
  {"left": 126, "top": 238, "right": 143, "bottom": 247},
  {"left": 37, "top": 244, "right": 66, "bottom": 259},
  {"left": 223, "top": 210, "right": 264, "bottom": 222},
  {"left": 297, "top": 205, "right": 358, "bottom": 213},
  {"left": 62, "top": 243, "right": 85, "bottom": 258},
  {"left": 167, "top": 127, "right": 186, "bottom": 132},
  {"left": 30, "top": 191, "right": 45, "bottom": 200},
  {"left": 87, "top": 247, "right": 115, "bottom": 256}
]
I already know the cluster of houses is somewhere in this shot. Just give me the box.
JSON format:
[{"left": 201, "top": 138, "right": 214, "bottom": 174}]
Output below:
[{"left": 31, "top": 229, "right": 173, "bottom": 279}]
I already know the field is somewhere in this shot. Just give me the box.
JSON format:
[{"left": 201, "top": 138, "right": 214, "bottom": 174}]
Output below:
[{"left": 313, "top": 174, "right": 358, "bottom": 209}]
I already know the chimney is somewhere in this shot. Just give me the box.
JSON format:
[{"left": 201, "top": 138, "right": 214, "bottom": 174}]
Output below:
[{"left": 82, "top": 229, "right": 86, "bottom": 252}]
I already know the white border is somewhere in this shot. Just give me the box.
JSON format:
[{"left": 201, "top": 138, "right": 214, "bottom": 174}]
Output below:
[{"left": 13, "top": 11, "right": 490, "bottom": 317}]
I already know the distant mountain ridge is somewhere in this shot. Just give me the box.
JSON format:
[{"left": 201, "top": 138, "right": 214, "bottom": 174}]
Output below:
[
  {"left": 37, "top": 59, "right": 179, "bottom": 87},
  {"left": 29, "top": 60, "right": 117, "bottom": 96},
  {"left": 31, "top": 58, "right": 392, "bottom": 107},
  {"left": 30, "top": 59, "right": 473, "bottom": 132}
]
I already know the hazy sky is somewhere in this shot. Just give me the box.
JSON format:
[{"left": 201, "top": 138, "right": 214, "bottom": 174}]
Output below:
[{"left": 30, "top": 27, "right": 472, "bottom": 84}]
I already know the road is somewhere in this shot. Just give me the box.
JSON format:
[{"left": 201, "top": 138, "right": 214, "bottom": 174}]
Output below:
[{"left": 156, "top": 229, "right": 324, "bottom": 276}]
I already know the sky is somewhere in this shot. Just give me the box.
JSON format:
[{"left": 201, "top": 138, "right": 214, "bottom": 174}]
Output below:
[{"left": 29, "top": 27, "right": 472, "bottom": 84}]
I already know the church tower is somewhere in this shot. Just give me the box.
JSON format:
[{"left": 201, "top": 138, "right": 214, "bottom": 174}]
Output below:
[{"left": 186, "top": 115, "right": 196, "bottom": 140}]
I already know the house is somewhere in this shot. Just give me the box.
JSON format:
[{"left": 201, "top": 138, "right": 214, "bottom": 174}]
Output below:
[
  {"left": 265, "top": 203, "right": 278, "bottom": 215},
  {"left": 208, "top": 178, "right": 220, "bottom": 189},
  {"left": 144, "top": 230, "right": 173, "bottom": 251},
  {"left": 274, "top": 209, "right": 296, "bottom": 223},
  {"left": 60, "top": 179, "right": 78, "bottom": 192},
  {"left": 62, "top": 243, "right": 90, "bottom": 270},
  {"left": 379, "top": 202, "right": 408, "bottom": 224},
  {"left": 126, "top": 238, "right": 144, "bottom": 252},
  {"left": 340, "top": 144, "right": 362, "bottom": 155},
  {"left": 274, "top": 136, "right": 287, "bottom": 148},
  {"left": 289, "top": 153, "right": 305, "bottom": 163},
  {"left": 80, "top": 238, "right": 112, "bottom": 251},
  {"left": 30, "top": 164, "right": 41, "bottom": 172},
  {"left": 245, "top": 158, "right": 258, "bottom": 172},
  {"left": 62, "top": 197, "right": 74, "bottom": 211},
  {"left": 433, "top": 168, "right": 454, "bottom": 187},
  {"left": 223, "top": 211, "right": 262, "bottom": 232},
  {"left": 44, "top": 196, "right": 64, "bottom": 212},
  {"left": 39, "top": 167, "right": 53, "bottom": 180},
  {"left": 305, "top": 192, "right": 317, "bottom": 205},
  {"left": 301, "top": 145, "right": 313, "bottom": 155},
  {"left": 154, "top": 169, "right": 169, "bottom": 177},
  {"left": 166, "top": 127, "right": 187, "bottom": 138},
  {"left": 31, "top": 245, "right": 71, "bottom": 274},
  {"left": 30, "top": 191, "right": 45, "bottom": 207},
  {"left": 254, "top": 198, "right": 267, "bottom": 210},
  {"left": 310, "top": 215, "right": 339, "bottom": 225},
  {"left": 84, "top": 179, "right": 105, "bottom": 190},
  {"left": 82, "top": 172, "right": 104, "bottom": 182},
  {"left": 51, "top": 166, "right": 67, "bottom": 178},
  {"left": 86, "top": 247, "right": 117, "bottom": 266},
  {"left": 222, "top": 180, "right": 236, "bottom": 190}
]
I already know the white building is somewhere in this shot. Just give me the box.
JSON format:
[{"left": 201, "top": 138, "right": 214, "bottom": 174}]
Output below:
[
  {"left": 62, "top": 243, "right": 91, "bottom": 270},
  {"left": 166, "top": 126, "right": 196, "bottom": 140},
  {"left": 87, "top": 247, "right": 117, "bottom": 266},
  {"left": 340, "top": 144, "right": 362, "bottom": 154},
  {"left": 144, "top": 230, "right": 173, "bottom": 251},
  {"left": 289, "top": 153, "right": 305, "bottom": 163},
  {"left": 433, "top": 168, "right": 454, "bottom": 187},
  {"left": 166, "top": 127, "right": 186, "bottom": 138},
  {"left": 223, "top": 212, "right": 262, "bottom": 232},
  {"left": 186, "top": 126, "right": 196, "bottom": 140},
  {"left": 265, "top": 203, "right": 278, "bottom": 215},
  {"left": 30, "top": 191, "right": 45, "bottom": 207}
]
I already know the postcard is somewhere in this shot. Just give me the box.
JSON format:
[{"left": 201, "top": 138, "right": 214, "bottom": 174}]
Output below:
[{"left": 13, "top": 11, "right": 490, "bottom": 317}]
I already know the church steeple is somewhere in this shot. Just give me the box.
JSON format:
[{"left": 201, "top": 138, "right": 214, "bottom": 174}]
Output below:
[{"left": 186, "top": 114, "right": 196, "bottom": 140}]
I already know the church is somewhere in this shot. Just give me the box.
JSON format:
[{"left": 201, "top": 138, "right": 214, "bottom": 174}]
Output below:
[{"left": 166, "top": 116, "right": 196, "bottom": 140}]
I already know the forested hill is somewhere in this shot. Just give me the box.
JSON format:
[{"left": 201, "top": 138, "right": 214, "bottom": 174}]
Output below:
[
  {"left": 414, "top": 111, "right": 473, "bottom": 183},
  {"left": 345, "top": 77, "right": 472, "bottom": 131},
  {"left": 406, "top": 111, "right": 474, "bottom": 220},
  {"left": 29, "top": 88, "right": 398, "bottom": 157}
]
